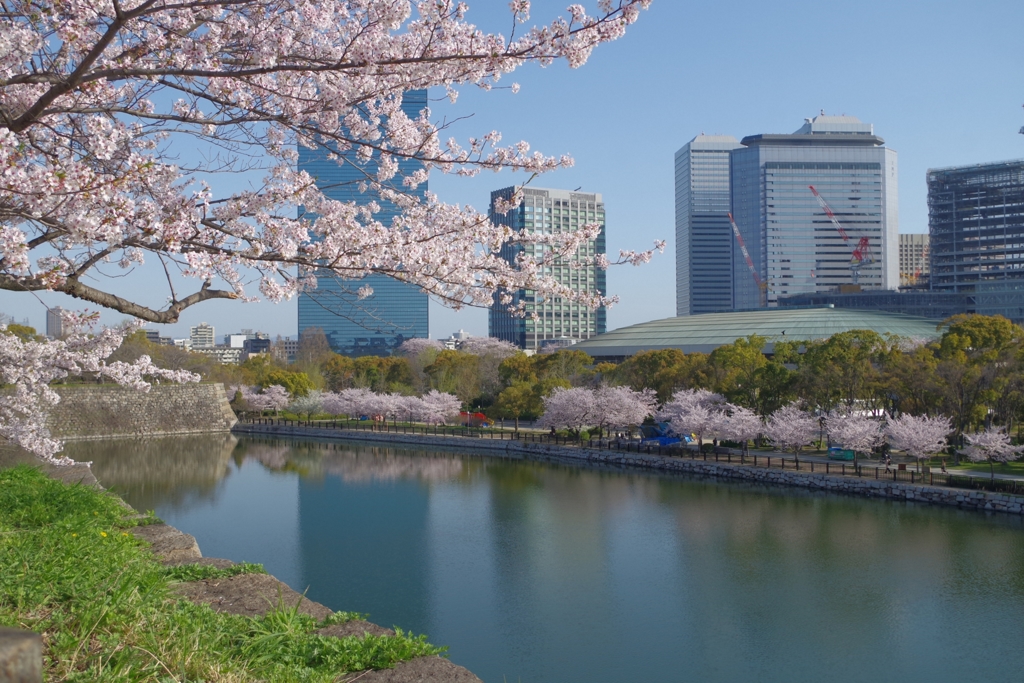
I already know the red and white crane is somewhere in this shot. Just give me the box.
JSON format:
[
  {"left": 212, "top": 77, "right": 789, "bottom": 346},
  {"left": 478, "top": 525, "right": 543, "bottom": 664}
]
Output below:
[
  {"left": 728, "top": 212, "right": 769, "bottom": 305},
  {"left": 808, "top": 185, "right": 874, "bottom": 284}
]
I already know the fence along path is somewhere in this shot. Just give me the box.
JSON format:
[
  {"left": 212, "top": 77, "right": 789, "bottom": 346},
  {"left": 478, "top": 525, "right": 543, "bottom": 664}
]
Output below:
[{"left": 238, "top": 418, "right": 1024, "bottom": 497}]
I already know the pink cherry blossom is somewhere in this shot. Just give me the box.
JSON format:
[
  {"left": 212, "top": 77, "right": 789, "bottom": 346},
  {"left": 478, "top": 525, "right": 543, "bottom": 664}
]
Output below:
[
  {"left": 959, "top": 426, "right": 1023, "bottom": 482},
  {"left": 885, "top": 413, "right": 950, "bottom": 472},
  {"left": 764, "top": 403, "right": 819, "bottom": 455}
]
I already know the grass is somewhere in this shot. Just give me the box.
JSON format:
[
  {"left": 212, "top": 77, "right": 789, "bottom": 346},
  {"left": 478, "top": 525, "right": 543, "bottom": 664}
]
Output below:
[
  {"left": 0, "top": 465, "right": 443, "bottom": 681},
  {"left": 939, "top": 458, "right": 1024, "bottom": 476}
]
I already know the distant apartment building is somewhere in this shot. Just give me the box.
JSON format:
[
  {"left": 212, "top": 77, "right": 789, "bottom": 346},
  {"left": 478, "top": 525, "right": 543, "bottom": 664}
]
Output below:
[
  {"left": 296, "top": 89, "right": 429, "bottom": 356},
  {"left": 928, "top": 159, "right": 1024, "bottom": 321},
  {"left": 45, "top": 306, "right": 64, "bottom": 339},
  {"left": 488, "top": 186, "right": 607, "bottom": 351},
  {"left": 899, "top": 234, "right": 930, "bottom": 287},
  {"left": 674, "top": 135, "right": 742, "bottom": 315},
  {"left": 189, "top": 322, "right": 215, "bottom": 348},
  {"left": 729, "top": 114, "right": 899, "bottom": 308}
]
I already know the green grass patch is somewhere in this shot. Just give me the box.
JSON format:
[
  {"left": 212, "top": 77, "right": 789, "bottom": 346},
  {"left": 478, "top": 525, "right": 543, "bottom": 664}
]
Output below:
[
  {"left": 161, "top": 562, "right": 268, "bottom": 582},
  {"left": 0, "top": 465, "right": 443, "bottom": 681}
]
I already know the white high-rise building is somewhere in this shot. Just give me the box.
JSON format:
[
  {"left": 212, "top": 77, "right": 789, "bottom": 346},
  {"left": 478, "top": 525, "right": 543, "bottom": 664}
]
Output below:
[
  {"left": 189, "top": 322, "right": 215, "bottom": 348},
  {"left": 675, "top": 135, "right": 742, "bottom": 316},
  {"left": 46, "top": 306, "right": 64, "bottom": 339},
  {"left": 730, "top": 115, "right": 899, "bottom": 308}
]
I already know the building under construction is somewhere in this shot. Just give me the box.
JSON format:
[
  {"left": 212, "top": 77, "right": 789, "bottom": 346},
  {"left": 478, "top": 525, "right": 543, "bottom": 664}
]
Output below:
[{"left": 928, "top": 160, "right": 1024, "bottom": 321}]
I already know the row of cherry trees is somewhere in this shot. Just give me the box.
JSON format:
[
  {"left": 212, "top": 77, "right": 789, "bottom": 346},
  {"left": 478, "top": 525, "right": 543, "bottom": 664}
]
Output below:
[
  {"left": 536, "top": 386, "right": 1022, "bottom": 478},
  {"left": 231, "top": 385, "right": 462, "bottom": 425}
]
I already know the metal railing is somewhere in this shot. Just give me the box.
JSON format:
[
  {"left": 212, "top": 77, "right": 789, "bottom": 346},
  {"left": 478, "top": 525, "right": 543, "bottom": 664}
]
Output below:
[{"left": 238, "top": 418, "right": 1024, "bottom": 495}]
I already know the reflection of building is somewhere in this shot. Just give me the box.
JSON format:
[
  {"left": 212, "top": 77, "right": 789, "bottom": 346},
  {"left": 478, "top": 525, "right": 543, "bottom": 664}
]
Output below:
[
  {"left": 731, "top": 115, "right": 899, "bottom": 308},
  {"left": 46, "top": 306, "right": 64, "bottom": 339},
  {"left": 297, "top": 90, "right": 430, "bottom": 356},
  {"left": 488, "top": 186, "right": 607, "bottom": 351},
  {"left": 899, "top": 234, "right": 929, "bottom": 287},
  {"left": 928, "top": 160, "right": 1024, "bottom": 323},
  {"left": 190, "top": 322, "right": 215, "bottom": 348},
  {"left": 675, "top": 135, "right": 742, "bottom": 316}
]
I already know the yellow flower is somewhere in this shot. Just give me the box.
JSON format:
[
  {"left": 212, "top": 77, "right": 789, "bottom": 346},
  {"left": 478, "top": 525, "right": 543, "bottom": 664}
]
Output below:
[
  {"left": 72, "top": 533, "right": 77, "bottom": 537},
  {"left": 100, "top": 531, "right": 107, "bottom": 537},
  {"left": 122, "top": 532, "right": 128, "bottom": 536}
]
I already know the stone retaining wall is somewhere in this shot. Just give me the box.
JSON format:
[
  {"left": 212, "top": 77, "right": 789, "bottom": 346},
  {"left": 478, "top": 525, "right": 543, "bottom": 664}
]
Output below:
[
  {"left": 234, "top": 423, "right": 1024, "bottom": 516},
  {"left": 47, "top": 383, "right": 236, "bottom": 440}
]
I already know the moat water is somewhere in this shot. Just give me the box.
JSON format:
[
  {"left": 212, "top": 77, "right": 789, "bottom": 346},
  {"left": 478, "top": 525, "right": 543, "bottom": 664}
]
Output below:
[{"left": 66, "top": 434, "right": 1024, "bottom": 683}]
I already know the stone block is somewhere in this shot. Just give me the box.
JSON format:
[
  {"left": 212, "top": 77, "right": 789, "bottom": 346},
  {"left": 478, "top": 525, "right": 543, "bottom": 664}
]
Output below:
[{"left": 0, "top": 627, "right": 41, "bottom": 683}]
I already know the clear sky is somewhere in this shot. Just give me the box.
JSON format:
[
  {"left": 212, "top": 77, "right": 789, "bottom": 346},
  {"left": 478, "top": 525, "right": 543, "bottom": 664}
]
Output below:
[{"left": 3, "top": 0, "right": 1023, "bottom": 341}]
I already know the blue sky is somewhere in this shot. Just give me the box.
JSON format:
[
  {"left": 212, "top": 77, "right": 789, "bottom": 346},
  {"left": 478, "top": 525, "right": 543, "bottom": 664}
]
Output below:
[{"left": 4, "top": 0, "right": 1023, "bottom": 340}]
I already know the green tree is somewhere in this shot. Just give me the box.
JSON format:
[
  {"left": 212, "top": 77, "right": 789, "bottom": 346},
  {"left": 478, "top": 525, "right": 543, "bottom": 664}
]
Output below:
[
  {"left": 261, "top": 369, "right": 315, "bottom": 397},
  {"left": 493, "top": 381, "right": 543, "bottom": 429}
]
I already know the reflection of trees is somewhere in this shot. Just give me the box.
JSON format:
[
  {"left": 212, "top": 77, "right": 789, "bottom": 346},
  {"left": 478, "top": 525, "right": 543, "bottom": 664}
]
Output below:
[
  {"left": 63, "top": 434, "right": 236, "bottom": 510},
  {"left": 238, "top": 438, "right": 466, "bottom": 483}
]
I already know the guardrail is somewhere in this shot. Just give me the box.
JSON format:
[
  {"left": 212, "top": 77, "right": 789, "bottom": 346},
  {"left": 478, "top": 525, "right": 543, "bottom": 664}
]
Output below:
[{"left": 239, "top": 418, "right": 1024, "bottom": 496}]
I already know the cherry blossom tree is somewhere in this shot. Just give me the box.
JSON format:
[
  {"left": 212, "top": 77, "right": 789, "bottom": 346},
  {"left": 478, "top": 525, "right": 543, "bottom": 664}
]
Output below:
[
  {"left": 885, "top": 414, "right": 951, "bottom": 473},
  {"left": 289, "top": 390, "right": 323, "bottom": 419},
  {"left": 720, "top": 404, "right": 763, "bottom": 459},
  {"left": 827, "top": 412, "right": 884, "bottom": 466},
  {"left": 764, "top": 403, "right": 819, "bottom": 457},
  {"left": 959, "top": 427, "right": 1024, "bottom": 482},
  {"left": 244, "top": 384, "right": 290, "bottom": 414},
  {"left": 538, "top": 386, "right": 598, "bottom": 437},
  {"left": 658, "top": 389, "right": 727, "bottom": 449},
  {"left": 326, "top": 387, "right": 375, "bottom": 417},
  {"left": 1, "top": 0, "right": 657, "bottom": 458},
  {"left": 418, "top": 390, "right": 462, "bottom": 425},
  {"left": 397, "top": 339, "right": 444, "bottom": 357},
  {"left": 460, "top": 337, "right": 520, "bottom": 359},
  {"left": 596, "top": 385, "right": 658, "bottom": 436},
  {"left": 1, "top": 318, "right": 197, "bottom": 464}
]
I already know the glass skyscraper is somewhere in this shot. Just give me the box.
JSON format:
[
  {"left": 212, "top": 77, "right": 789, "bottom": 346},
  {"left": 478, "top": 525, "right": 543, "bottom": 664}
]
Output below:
[
  {"left": 488, "top": 186, "right": 607, "bottom": 351},
  {"left": 674, "top": 134, "right": 741, "bottom": 315},
  {"left": 296, "top": 90, "right": 429, "bottom": 356},
  {"left": 730, "top": 115, "right": 899, "bottom": 309}
]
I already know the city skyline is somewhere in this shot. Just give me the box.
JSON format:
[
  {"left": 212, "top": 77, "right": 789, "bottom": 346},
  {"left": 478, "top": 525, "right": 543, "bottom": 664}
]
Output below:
[{"left": 3, "top": 0, "right": 1022, "bottom": 341}]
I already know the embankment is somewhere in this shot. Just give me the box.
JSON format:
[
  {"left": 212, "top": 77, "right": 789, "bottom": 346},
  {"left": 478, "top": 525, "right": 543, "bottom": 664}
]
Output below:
[
  {"left": 234, "top": 422, "right": 1024, "bottom": 516},
  {"left": 46, "top": 383, "right": 236, "bottom": 440}
]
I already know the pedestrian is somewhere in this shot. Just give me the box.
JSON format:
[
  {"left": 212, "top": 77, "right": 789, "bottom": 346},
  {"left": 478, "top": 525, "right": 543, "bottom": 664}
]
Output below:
[
  {"left": 884, "top": 455, "right": 892, "bottom": 473},
  {"left": 941, "top": 459, "right": 947, "bottom": 474}
]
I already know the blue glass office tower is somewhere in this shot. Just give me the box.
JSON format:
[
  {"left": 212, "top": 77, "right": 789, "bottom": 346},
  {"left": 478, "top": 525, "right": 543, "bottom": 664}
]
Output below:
[{"left": 297, "top": 90, "right": 429, "bottom": 356}]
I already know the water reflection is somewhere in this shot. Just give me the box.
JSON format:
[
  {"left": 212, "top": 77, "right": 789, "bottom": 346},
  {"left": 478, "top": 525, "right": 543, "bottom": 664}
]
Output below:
[
  {"left": 72, "top": 435, "right": 1024, "bottom": 683},
  {"left": 64, "top": 433, "right": 237, "bottom": 511}
]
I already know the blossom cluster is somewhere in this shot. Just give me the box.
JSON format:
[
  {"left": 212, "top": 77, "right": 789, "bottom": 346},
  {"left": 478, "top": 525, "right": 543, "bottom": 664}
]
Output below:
[
  {"left": 234, "top": 385, "right": 463, "bottom": 425},
  {"left": 1, "top": 317, "right": 198, "bottom": 464},
  {"left": 1, "top": 1, "right": 656, "bottom": 325},
  {"left": 537, "top": 385, "right": 658, "bottom": 433}
]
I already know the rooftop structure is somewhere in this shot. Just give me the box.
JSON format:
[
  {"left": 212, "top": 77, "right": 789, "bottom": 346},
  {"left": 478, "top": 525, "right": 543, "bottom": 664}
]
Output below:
[{"left": 573, "top": 306, "right": 942, "bottom": 360}]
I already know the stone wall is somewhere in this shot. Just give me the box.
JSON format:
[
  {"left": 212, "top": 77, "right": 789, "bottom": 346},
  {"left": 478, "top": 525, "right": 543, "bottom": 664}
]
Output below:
[
  {"left": 47, "top": 383, "right": 237, "bottom": 440},
  {"left": 234, "top": 423, "right": 1024, "bottom": 516}
]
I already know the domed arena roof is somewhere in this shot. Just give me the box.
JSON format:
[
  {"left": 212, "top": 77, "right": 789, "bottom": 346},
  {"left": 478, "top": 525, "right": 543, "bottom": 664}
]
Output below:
[{"left": 574, "top": 306, "right": 944, "bottom": 359}]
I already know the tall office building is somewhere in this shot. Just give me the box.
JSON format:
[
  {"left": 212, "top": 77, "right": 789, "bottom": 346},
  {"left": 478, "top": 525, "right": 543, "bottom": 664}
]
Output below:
[
  {"left": 45, "top": 306, "right": 64, "bottom": 339},
  {"left": 928, "top": 160, "right": 1024, "bottom": 320},
  {"left": 898, "top": 233, "right": 929, "bottom": 287},
  {"left": 674, "top": 135, "right": 742, "bottom": 315},
  {"left": 730, "top": 114, "right": 899, "bottom": 309},
  {"left": 297, "top": 90, "right": 429, "bottom": 356},
  {"left": 488, "top": 187, "right": 607, "bottom": 351}
]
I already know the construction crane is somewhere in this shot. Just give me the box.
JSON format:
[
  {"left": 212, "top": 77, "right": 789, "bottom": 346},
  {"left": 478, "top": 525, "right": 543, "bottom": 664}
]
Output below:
[
  {"left": 808, "top": 185, "right": 875, "bottom": 284},
  {"left": 728, "top": 212, "right": 769, "bottom": 306}
]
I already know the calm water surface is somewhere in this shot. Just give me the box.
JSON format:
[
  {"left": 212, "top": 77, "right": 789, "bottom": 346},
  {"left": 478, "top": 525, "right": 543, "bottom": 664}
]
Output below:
[{"left": 67, "top": 435, "right": 1024, "bottom": 683}]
